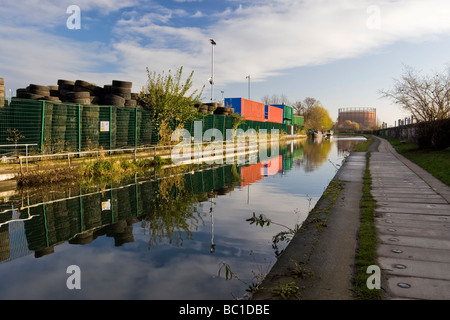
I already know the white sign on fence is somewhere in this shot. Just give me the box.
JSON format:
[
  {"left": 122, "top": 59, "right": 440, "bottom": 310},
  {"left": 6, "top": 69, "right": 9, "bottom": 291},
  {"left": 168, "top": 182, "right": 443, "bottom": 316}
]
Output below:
[{"left": 100, "top": 121, "right": 110, "bottom": 132}]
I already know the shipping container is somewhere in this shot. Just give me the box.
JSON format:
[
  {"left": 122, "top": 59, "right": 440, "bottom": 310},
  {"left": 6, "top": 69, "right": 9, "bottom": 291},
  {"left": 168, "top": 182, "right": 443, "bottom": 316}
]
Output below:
[
  {"left": 272, "top": 104, "right": 293, "bottom": 123},
  {"left": 264, "top": 105, "right": 283, "bottom": 124},
  {"left": 225, "top": 98, "right": 265, "bottom": 122},
  {"left": 293, "top": 115, "right": 304, "bottom": 126}
]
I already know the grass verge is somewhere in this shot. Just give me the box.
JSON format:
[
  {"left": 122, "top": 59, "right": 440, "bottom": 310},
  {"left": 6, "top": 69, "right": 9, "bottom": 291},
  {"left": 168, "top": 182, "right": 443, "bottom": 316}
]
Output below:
[
  {"left": 354, "top": 152, "right": 382, "bottom": 300},
  {"left": 382, "top": 136, "right": 450, "bottom": 186},
  {"left": 16, "top": 156, "right": 172, "bottom": 187},
  {"left": 352, "top": 135, "right": 374, "bottom": 152}
]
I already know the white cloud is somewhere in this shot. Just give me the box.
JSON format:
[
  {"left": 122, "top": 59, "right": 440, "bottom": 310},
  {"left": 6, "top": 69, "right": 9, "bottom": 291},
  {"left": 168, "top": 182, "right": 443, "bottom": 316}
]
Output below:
[{"left": 2, "top": 0, "right": 450, "bottom": 99}]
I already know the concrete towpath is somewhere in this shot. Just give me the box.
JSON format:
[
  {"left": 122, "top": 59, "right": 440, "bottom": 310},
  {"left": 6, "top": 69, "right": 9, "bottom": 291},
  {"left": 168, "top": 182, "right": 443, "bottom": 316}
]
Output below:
[{"left": 370, "top": 136, "right": 450, "bottom": 299}]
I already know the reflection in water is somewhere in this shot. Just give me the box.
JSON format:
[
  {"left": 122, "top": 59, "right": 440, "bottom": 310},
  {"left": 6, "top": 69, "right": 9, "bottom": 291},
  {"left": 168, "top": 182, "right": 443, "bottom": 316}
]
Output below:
[{"left": 0, "top": 136, "right": 365, "bottom": 299}]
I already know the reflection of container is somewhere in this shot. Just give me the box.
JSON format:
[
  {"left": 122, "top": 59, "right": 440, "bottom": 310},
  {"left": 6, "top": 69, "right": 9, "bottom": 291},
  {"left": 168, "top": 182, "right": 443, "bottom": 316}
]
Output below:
[
  {"left": 224, "top": 98, "right": 265, "bottom": 122},
  {"left": 261, "top": 155, "right": 282, "bottom": 177},
  {"left": 240, "top": 163, "right": 264, "bottom": 187},
  {"left": 264, "top": 105, "right": 283, "bottom": 124},
  {"left": 0, "top": 77, "right": 5, "bottom": 107}
]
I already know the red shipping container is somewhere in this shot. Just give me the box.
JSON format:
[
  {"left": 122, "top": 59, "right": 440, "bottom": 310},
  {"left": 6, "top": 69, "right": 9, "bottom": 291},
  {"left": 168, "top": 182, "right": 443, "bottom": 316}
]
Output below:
[
  {"left": 226, "top": 98, "right": 265, "bottom": 122},
  {"left": 267, "top": 105, "right": 283, "bottom": 124}
]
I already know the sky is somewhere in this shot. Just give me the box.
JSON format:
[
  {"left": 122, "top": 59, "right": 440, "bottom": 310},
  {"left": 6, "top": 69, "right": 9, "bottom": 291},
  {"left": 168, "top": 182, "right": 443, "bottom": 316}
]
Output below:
[{"left": 1, "top": 0, "right": 450, "bottom": 127}]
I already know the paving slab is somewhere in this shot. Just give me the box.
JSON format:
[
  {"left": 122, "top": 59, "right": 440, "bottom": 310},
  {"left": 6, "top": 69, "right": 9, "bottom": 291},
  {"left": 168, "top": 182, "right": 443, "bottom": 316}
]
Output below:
[{"left": 371, "top": 136, "right": 450, "bottom": 300}]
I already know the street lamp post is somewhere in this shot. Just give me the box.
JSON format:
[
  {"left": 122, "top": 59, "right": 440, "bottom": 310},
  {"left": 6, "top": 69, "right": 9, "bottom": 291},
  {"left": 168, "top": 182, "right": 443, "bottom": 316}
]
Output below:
[
  {"left": 246, "top": 75, "right": 251, "bottom": 100},
  {"left": 209, "top": 39, "right": 216, "bottom": 102}
]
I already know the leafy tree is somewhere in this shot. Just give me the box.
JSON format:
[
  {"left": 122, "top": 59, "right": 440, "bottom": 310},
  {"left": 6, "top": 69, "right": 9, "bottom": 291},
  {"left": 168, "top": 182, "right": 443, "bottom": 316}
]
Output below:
[
  {"left": 337, "top": 120, "right": 360, "bottom": 132},
  {"left": 138, "top": 67, "right": 204, "bottom": 142},
  {"left": 304, "top": 105, "right": 334, "bottom": 131}
]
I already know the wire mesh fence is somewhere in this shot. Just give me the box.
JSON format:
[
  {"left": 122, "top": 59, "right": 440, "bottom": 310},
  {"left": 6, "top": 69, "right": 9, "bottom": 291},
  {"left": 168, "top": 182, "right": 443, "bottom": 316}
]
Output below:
[{"left": 0, "top": 98, "right": 287, "bottom": 159}]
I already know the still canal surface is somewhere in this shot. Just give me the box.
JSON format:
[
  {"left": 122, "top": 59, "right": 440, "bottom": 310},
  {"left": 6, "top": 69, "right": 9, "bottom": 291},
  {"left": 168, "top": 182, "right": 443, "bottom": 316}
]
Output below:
[{"left": 0, "top": 136, "right": 365, "bottom": 300}]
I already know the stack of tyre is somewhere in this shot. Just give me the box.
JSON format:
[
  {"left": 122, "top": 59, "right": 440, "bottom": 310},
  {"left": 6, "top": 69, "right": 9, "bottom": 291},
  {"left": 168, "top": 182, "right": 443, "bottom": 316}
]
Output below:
[
  {"left": 16, "top": 84, "right": 62, "bottom": 102},
  {"left": 202, "top": 102, "right": 234, "bottom": 116},
  {"left": 102, "top": 80, "right": 137, "bottom": 107},
  {"left": 15, "top": 79, "right": 139, "bottom": 108},
  {"left": 57, "top": 80, "right": 97, "bottom": 104},
  {"left": 196, "top": 102, "right": 234, "bottom": 115},
  {"left": 0, "top": 77, "right": 4, "bottom": 107}
]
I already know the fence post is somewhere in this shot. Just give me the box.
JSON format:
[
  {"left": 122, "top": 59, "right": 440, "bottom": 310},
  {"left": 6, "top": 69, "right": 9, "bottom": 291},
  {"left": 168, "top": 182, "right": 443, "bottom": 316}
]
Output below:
[
  {"left": 134, "top": 108, "right": 138, "bottom": 161},
  {"left": 40, "top": 101, "right": 45, "bottom": 153},
  {"left": 78, "top": 104, "right": 81, "bottom": 155},
  {"left": 109, "top": 106, "right": 112, "bottom": 154}
]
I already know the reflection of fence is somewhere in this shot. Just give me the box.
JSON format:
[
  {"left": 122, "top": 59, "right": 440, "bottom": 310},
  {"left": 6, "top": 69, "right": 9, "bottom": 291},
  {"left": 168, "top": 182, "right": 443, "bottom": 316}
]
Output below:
[
  {"left": 0, "top": 163, "right": 243, "bottom": 261},
  {"left": 0, "top": 98, "right": 287, "bottom": 158}
]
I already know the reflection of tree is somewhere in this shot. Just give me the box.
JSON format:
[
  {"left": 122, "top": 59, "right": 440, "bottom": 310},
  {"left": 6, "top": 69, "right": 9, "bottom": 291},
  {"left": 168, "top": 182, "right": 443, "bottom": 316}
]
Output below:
[
  {"left": 140, "top": 165, "right": 241, "bottom": 251},
  {"left": 301, "top": 138, "right": 333, "bottom": 172},
  {"left": 140, "top": 167, "right": 208, "bottom": 250},
  {"left": 336, "top": 139, "right": 364, "bottom": 156}
]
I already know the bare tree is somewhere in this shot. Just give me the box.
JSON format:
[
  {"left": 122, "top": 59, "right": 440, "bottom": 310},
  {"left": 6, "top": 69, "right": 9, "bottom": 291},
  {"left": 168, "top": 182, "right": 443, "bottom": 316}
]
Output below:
[
  {"left": 292, "top": 101, "right": 305, "bottom": 115},
  {"left": 380, "top": 65, "right": 450, "bottom": 122},
  {"left": 261, "top": 93, "right": 290, "bottom": 105},
  {"left": 303, "top": 97, "right": 321, "bottom": 109}
]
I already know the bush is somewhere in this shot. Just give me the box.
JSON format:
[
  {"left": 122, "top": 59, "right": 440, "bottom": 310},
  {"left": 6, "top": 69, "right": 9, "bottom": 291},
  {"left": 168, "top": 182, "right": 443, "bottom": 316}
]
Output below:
[{"left": 416, "top": 118, "right": 450, "bottom": 149}]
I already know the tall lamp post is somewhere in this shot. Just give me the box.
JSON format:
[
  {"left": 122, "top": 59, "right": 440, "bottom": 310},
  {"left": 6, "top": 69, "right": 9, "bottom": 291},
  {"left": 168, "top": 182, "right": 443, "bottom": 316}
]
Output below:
[
  {"left": 209, "top": 39, "right": 216, "bottom": 102},
  {"left": 246, "top": 75, "right": 251, "bottom": 100}
]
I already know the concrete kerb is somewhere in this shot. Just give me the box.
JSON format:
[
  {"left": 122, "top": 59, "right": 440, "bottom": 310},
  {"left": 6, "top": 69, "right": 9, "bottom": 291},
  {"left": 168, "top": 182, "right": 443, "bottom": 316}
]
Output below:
[{"left": 252, "top": 151, "right": 366, "bottom": 300}]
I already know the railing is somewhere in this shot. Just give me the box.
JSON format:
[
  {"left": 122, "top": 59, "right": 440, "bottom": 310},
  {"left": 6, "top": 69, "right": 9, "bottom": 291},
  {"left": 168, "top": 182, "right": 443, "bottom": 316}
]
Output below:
[{"left": 15, "top": 136, "right": 275, "bottom": 172}]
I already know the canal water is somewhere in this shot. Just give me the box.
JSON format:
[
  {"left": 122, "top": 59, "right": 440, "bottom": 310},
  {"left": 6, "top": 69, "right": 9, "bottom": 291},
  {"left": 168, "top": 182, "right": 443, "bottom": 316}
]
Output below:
[{"left": 0, "top": 136, "right": 365, "bottom": 300}]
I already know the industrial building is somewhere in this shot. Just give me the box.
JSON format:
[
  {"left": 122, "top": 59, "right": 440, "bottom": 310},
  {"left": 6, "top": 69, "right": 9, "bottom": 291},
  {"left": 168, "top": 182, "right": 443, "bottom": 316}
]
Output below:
[{"left": 337, "top": 107, "right": 376, "bottom": 130}]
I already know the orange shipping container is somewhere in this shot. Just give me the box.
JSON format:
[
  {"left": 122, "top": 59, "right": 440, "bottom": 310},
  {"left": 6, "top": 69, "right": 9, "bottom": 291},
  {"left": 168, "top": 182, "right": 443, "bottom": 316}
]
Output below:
[
  {"left": 225, "top": 98, "right": 265, "bottom": 122},
  {"left": 266, "top": 105, "right": 283, "bottom": 124}
]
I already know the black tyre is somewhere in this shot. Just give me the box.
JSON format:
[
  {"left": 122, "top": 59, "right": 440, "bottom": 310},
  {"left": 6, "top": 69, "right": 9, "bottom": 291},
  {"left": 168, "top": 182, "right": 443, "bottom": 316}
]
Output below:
[
  {"left": 64, "top": 91, "right": 90, "bottom": 101},
  {"left": 125, "top": 99, "right": 137, "bottom": 107},
  {"left": 112, "top": 80, "right": 132, "bottom": 88},
  {"left": 42, "top": 96, "right": 61, "bottom": 102},
  {"left": 90, "top": 96, "right": 101, "bottom": 105},
  {"left": 215, "top": 106, "right": 226, "bottom": 113},
  {"left": 59, "top": 83, "right": 74, "bottom": 91},
  {"left": 16, "top": 88, "right": 27, "bottom": 97},
  {"left": 111, "top": 86, "right": 131, "bottom": 95},
  {"left": 74, "top": 80, "right": 92, "bottom": 88},
  {"left": 57, "top": 80, "right": 75, "bottom": 86},
  {"left": 28, "top": 93, "right": 45, "bottom": 100},
  {"left": 102, "top": 94, "right": 125, "bottom": 106},
  {"left": 103, "top": 85, "right": 112, "bottom": 94},
  {"left": 28, "top": 84, "right": 49, "bottom": 91},
  {"left": 73, "top": 98, "right": 91, "bottom": 105}
]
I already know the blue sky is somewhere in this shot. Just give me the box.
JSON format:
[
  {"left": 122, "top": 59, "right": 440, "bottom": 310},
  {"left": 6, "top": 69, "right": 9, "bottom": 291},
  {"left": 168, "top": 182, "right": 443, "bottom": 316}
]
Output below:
[{"left": 1, "top": 0, "right": 450, "bottom": 126}]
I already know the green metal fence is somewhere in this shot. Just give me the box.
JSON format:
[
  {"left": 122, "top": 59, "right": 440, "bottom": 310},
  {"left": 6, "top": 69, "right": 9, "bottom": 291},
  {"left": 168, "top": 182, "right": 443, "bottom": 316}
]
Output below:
[{"left": 0, "top": 98, "right": 287, "bottom": 156}]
